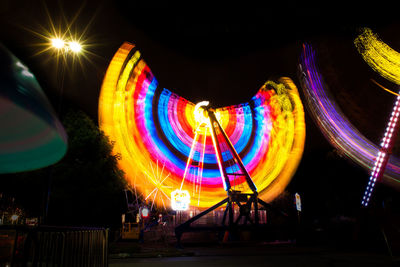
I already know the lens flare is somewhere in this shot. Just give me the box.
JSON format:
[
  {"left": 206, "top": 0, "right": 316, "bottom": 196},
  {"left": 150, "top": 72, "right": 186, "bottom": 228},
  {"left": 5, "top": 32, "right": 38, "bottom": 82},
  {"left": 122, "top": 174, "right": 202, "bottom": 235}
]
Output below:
[
  {"left": 51, "top": 38, "right": 65, "bottom": 49},
  {"left": 68, "top": 41, "right": 82, "bottom": 53}
]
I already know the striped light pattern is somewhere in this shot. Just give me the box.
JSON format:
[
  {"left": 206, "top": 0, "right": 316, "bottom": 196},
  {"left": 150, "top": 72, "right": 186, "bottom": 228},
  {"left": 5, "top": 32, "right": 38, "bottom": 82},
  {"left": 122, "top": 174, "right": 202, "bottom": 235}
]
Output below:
[
  {"left": 299, "top": 44, "right": 380, "bottom": 171},
  {"left": 299, "top": 41, "right": 400, "bottom": 207},
  {"left": 362, "top": 95, "right": 400, "bottom": 206},
  {"left": 355, "top": 28, "right": 400, "bottom": 206},
  {"left": 98, "top": 42, "right": 305, "bottom": 208},
  {"left": 0, "top": 44, "right": 67, "bottom": 173},
  {"left": 355, "top": 28, "right": 400, "bottom": 85}
]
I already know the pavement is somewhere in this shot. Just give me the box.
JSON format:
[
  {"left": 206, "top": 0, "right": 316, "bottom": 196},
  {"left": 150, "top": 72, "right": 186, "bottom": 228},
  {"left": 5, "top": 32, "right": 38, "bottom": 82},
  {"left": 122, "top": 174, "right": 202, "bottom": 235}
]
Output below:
[
  {"left": 109, "top": 241, "right": 397, "bottom": 267},
  {"left": 108, "top": 223, "right": 400, "bottom": 266},
  {"left": 108, "top": 229, "right": 399, "bottom": 267}
]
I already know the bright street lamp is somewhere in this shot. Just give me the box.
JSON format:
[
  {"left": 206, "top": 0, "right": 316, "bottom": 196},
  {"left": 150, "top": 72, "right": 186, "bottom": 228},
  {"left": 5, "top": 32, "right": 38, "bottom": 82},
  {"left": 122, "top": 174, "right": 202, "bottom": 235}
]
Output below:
[
  {"left": 44, "top": 35, "right": 83, "bottom": 223},
  {"left": 50, "top": 37, "right": 82, "bottom": 54},
  {"left": 51, "top": 38, "right": 65, "bottom": 49},
  {"left": 68, "top": 41, "right": 82, "bottom": 53}
]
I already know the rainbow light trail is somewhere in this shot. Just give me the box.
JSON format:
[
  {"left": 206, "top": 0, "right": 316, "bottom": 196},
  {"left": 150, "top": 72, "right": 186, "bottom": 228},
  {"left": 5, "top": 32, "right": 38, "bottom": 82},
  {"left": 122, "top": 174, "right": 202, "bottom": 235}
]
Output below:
[{"left": 99, "top": 42, "right": 305, "bottom": 208}]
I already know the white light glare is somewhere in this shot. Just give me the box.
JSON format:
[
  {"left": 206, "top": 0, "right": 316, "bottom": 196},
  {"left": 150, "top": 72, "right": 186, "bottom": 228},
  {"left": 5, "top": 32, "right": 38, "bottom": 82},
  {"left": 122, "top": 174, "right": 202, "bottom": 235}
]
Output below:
[
  {"left": 50, "top": 37, "right": 83, "bottom": 54},
  {"left": 69, "top": 41, "right": 82, "bottom": 53},
  {"left": 51, "top": 38, "right": 65, "bottom": 49}
]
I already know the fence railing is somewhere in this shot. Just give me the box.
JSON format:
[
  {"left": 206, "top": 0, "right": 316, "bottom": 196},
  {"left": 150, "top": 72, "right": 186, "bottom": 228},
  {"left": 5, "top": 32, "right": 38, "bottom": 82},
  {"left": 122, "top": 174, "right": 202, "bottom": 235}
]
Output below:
[{"left": 0, "top": 225, "right": 108, "bottom": 266}]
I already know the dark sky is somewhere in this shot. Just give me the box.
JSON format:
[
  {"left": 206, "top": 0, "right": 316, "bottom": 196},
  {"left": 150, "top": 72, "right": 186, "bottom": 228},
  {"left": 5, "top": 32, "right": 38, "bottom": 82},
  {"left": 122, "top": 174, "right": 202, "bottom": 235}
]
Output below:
[
  {"left": 2, "top": 0, "right": 399, "bottom": 120},
  {"left": 2, "top": 0, "right": 400, "bottom": 165},
  {"left": 2, "top": 0, "right": 400, "bottom": 218},
  {"left": 2, "top": 0, "right": 400, "bottom": 153}
]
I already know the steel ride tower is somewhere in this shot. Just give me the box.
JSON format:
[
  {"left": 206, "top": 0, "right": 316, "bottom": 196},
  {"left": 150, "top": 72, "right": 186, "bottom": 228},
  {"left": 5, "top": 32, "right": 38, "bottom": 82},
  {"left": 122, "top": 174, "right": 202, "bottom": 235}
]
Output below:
[{"left": 175, "top": 103, "right": 287, "bottom": 243}]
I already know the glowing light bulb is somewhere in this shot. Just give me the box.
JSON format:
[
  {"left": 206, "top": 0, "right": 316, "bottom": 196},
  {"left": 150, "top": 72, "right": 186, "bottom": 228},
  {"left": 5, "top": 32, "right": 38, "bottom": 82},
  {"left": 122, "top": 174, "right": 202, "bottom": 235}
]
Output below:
[
  {"left": 194, "top": 101, "right": 210, "bottom": 126},
  {"left": 140, "top": 207, "right": 149, "bottom": 218},
  {"left": 68, "top": 41, "right": 82, "bottom": 53},
  {"left": 51, "top": 38, "right": 65, "bottom": 49}
]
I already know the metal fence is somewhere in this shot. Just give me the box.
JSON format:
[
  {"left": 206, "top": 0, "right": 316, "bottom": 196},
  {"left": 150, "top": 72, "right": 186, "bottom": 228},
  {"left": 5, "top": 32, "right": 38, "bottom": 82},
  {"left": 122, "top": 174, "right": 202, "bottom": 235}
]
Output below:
[{"left": 0, "top": 225, "right": 108, "bottom": 266}]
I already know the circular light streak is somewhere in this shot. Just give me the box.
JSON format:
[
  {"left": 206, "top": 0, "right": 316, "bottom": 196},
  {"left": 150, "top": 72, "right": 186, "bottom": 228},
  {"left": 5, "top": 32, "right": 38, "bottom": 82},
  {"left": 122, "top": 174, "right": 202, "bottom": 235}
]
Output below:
[
  {"left": 98, "top": 42, "right": 306, "bottom": 208},
  {"left": 193, "top": 101, "right": 210, "bottom": 126},
  {"left": 299, "top": 41, "right": 400, "bottom": 194}
]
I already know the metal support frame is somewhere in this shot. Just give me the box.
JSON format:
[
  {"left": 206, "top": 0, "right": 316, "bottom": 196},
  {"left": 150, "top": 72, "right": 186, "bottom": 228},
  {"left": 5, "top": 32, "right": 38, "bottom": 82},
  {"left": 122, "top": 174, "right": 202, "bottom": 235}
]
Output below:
[
  {"left": 175, "top": 108, "right": 288, "bottom": 244},
  {"left": 175, "top": 193, "right": 279, "bottom": 243},
  {"left": 208, "top": 111, "right": 258, "bottom": 193}
]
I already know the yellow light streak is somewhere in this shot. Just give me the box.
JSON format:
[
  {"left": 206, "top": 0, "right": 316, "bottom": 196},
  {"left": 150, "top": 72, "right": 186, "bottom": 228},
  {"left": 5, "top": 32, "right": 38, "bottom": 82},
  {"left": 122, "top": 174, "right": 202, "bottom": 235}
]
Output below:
[
  {"left": 257, "top": 77, "right": 306, "bottom": 203},
  {"left": 355, "top": 28, "right": 400, "bottom": 85},
  {"left": 98, "top": 42, "right": 306, "bottom": 208},
  {"left": 180, "top": 131, "right": 199, "bottom": 190}
]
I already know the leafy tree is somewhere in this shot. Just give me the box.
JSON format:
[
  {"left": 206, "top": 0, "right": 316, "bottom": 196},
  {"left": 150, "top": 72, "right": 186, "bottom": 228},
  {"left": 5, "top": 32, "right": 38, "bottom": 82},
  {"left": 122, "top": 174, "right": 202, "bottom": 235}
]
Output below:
[
  {"left": 46, "top": 108, "right": 126, "bottom": 227},
  {"left": 0, "top": 108, "right": 127, "bottom": 228}
]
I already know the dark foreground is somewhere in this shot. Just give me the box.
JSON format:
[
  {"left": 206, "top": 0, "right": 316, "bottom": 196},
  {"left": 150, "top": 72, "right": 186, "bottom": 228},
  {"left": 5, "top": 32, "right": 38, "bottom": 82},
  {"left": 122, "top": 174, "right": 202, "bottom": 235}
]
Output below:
[{"left": 110, "top": 242, "right": 395, "bottom": 267}]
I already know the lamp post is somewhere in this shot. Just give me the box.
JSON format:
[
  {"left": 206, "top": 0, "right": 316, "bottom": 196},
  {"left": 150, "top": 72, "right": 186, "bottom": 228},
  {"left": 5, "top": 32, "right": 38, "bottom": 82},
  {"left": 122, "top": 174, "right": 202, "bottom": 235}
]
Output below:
[{"left": 43, "top": 37, "right": 83, "bottom": 224}]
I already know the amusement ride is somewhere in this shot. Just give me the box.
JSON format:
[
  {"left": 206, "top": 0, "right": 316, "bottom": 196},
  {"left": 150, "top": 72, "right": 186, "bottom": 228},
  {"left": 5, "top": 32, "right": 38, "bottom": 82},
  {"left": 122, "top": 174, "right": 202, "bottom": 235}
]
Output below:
[
  {"left": 98, "top": 42, "right": 306, "bottom": 239},
  {"left": 299, "top": 28, "right": 400, "bottom": 207}
]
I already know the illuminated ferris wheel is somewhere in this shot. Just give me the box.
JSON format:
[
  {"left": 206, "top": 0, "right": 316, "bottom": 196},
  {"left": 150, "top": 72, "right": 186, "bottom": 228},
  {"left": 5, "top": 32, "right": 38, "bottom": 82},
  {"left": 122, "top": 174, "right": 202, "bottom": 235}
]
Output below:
[{"left": 98, "top": 42, "right": 305, "bottom": 213}]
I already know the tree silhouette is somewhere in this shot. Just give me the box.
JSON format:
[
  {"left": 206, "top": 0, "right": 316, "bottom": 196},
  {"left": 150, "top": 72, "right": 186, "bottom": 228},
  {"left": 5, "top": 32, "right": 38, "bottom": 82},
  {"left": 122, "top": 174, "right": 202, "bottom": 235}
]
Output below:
[
  {"left": 0, "top": 108, "right": 127, "bottom": 228},
  {"left": 47, "top": 108, "right": 126, "bottom": 227}
]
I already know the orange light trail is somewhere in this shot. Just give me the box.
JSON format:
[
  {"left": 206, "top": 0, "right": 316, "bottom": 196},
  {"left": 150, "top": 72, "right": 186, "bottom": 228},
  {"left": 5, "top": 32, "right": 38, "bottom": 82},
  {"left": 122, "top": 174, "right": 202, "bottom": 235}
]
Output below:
[{"left": 98, "top": 42, "right": 306, "bottom": 208}]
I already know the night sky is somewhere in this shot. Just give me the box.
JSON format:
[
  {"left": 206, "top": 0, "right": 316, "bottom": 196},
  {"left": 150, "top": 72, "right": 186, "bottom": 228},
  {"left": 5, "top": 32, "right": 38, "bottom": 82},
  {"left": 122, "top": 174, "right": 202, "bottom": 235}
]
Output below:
[
  {"left": 2, "top": 0, "right": 400, "bottom": 218},
  {"left": 1, "top": 1, "right": 399, "bottom": 118}
]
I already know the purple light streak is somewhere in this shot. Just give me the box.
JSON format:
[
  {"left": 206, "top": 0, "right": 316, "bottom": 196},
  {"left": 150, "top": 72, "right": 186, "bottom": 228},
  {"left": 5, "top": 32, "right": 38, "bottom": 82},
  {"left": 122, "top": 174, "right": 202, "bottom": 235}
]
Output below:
[{"left": 299, "top": 44, "right": 400, "bottom": 199}]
